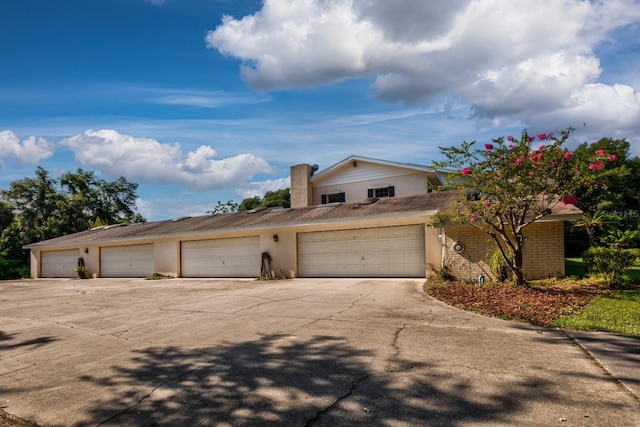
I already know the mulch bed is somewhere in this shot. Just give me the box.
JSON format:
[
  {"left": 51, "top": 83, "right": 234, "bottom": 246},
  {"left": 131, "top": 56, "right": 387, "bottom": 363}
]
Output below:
[
  {"left": 424, "top": 279, "right": 613, "bottom": 327},
  {"left": 0, "top": 409, "right": 36, "bottom": 427}
]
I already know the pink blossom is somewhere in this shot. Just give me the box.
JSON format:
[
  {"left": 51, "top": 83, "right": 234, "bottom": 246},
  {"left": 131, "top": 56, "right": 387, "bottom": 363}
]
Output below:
[
  {"left": 515, "top": 158, "right": 523, "bottom": 165},
  {"left": 537, "top": 133, "right": 546, "bottom": 140},
  {"left": 589, "top": 161, "right": 604, "bottom": 171},
  {"left": 485, "top": 201, "right": 493, "bottom": 208},
  {"left": 509, "top": 144, "right": 517, "bottom": 149},
  {"left": 547, "top": 132, "right": 553, "bottom": 138},
  {"left": 461, "top": 167, "right": 472, "bottom": 176},
  {"left": 561, "top": 195, "right": 578, "bottom": 206},
  {"left": 529, "top": 155, "right": 538, "bottom": 162},
  {"left": 507, "top": 135, "right": 515, "bottom": 142},
  {"left": 537, "top": 153, "right": 543, "bottom": 160},
  {"left": 609, "top": 154, "right": 618, "bottom": 161},
  {"left": 529, "top": 171, "right": 535, "bottom": 176},
  {"left": 551, "top": 161, "right": 557, "bottom": 167},
  {"left": 595, "top": 149, "right": 606, "bottom": 156},
  {"left": 539, "top": 145, "right": 546, "bottom": 151},
  {"left": 563, "top": 152, "right": 572, "bottom": 160},
  {"left": 527, "top": 136, "right": 535, "bottom": 142},
  {"left": 484, "top": 143, "right": 494, "bottom": 150},
  {"left": 469, "top": 215, "right": 477, "bottom": 223}
]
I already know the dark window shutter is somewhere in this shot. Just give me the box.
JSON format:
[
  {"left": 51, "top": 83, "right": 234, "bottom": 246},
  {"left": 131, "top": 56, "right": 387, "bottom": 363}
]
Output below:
[
  {"left": 367, "top": 188, "right": 373, "bottom": 198},
  {"left": 339, "top": 192, "right": 345, "bottom": 202},
  {"left": 388, "top": 186, "right": 395, "bottom": 197},
  {"left": 321, "top": 195, "right": 327, "bottom": 204}
]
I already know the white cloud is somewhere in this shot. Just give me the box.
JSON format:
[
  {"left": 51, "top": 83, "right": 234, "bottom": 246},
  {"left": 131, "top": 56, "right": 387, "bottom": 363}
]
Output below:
[
  {"left": 235, "top": 176, "right": 291, "bottom": 199},
  {"left": 207, "top": 0, "right": 640, "bottom": 142},
  {"left": 0, "top": 130, "right": 55, "bottom": 167},
  {"left": 60, "top": 129, "right": 276, "bottom": 191},
  {"left": 147, "top": 88, "right": 272, "bottom": 108}
]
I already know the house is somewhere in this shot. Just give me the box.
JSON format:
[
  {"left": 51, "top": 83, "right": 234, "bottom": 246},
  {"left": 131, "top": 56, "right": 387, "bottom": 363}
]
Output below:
[{"left": 24, "top": 156, "right": 581, "bottom": 281}]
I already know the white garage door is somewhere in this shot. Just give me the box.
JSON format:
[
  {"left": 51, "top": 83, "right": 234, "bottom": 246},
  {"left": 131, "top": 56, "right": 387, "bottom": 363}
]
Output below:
[
  {"left": 298, "top": 225, "right": 426, "bottom": 278},
  {"left": 181, "top": 236, "right": 261, "bottom": 278},
  {"left": 101, "top": 244, "right": 154, "bottom": 278},
  {"left": 41, "top": 249, "right": 79, "bottom": 278}
]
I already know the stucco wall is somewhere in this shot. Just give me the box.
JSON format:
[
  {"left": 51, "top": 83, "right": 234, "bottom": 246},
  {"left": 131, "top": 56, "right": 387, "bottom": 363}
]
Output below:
[
  {"left": 260, "top": 230, "right": 297, "bottom": 279},
  {"left": 291, "top": 164, "right": 314, "bottom": 208},
  {"left": 443, "top": 221, "right": 566, "bottom": 282},
  {"left": 424, "top": 226, "right": 443, "bottom": 276},
  {"left": 154, "top": 240, "right": 180, "bottom": 277}
]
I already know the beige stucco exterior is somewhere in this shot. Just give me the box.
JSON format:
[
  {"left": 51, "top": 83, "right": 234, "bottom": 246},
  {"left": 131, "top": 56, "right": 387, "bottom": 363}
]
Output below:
[{"left": 29, "top": 213, "right": 437, "bottom": 279}]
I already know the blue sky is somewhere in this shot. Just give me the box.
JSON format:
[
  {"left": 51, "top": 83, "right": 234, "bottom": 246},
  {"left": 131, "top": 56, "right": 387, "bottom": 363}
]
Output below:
[{"left": 1, "top": 0, "right": 639, "bottom": 220}]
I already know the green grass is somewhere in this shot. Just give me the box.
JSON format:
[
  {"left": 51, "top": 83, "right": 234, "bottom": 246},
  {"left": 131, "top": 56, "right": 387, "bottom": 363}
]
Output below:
[
  {"left": 551, "top": 290, "right": 640, "bottom": 335},
  {"left": 565, "top": 258, "right": 586, "bottom": 277},
  {"left": 555, "top": 258, "right": 640, "bottom": 335}
]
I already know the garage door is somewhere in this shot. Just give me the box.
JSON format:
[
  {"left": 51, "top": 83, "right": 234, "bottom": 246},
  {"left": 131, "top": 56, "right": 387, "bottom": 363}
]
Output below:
[
  {"left": 181, "top": 236, "right": 261, "bottom": 278},
  {"left": 298, "top": 225, "right": 425, "bottom": 278},
  {"left": 101, "top": 244, "right": 154, "bottom": 278},
  {"left": 41, "top": 249, "right": 79, "bottom": 278}
]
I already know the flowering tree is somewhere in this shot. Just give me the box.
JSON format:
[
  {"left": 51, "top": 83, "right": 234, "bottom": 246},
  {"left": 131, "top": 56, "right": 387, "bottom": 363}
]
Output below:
[{"left": 436, "top": 129, "right": 614, "bottom": 286}]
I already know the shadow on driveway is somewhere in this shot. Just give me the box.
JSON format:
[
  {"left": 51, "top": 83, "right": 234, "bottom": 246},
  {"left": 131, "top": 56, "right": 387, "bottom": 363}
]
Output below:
[
  {"left": 82, "top": 333, "right": 553, "bottom": 427},
  {"left": 0, "top": 331, "right": 59, "bottom": 352}
]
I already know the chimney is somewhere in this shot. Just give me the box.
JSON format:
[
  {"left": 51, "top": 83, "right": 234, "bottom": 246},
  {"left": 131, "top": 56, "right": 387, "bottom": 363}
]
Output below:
[{"left": 290, "top": 163, "right": 314, "bottom": 208}]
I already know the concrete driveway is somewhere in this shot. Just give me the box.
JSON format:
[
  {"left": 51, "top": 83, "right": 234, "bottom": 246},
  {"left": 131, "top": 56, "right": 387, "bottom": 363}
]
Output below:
[{"left": 0, "top": 278, "right": 638, "bottom": 426}]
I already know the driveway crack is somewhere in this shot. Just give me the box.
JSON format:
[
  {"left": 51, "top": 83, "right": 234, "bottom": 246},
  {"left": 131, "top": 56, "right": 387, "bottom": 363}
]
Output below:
[
  {"left": 95, "top": 349, "right": 234, "bottom": 426},
  {"left": 304, "top": 373, "right": 370, "bottom": 427},
  {"left": 385, "top": 323, "right": 406, "bottom": 372}
]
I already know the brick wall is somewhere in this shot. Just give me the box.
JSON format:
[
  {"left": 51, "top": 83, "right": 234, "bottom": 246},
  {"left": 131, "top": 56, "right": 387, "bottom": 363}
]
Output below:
[{"left": 443, "top": 221, "right": 565, "bottom": 282}]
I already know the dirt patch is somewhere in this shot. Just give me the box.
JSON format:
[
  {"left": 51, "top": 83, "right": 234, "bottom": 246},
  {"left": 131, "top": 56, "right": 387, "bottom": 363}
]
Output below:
[{"left": 424, "top": 279, "right": 613, "bottom": 327}]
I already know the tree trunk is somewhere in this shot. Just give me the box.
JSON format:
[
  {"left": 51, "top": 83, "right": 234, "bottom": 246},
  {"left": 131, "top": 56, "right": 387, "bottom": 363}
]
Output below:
[{"left": 513, "top": 246, "right": 525, "bottom": 286}]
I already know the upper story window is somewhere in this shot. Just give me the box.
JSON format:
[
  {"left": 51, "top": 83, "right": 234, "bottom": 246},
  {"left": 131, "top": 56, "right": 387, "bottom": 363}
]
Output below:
[
  {"left": 321, "top": 192, "right": 345, "bottom": 204},
  {"left": 368, "top": 186, "right": 395, "bottom": 198}
]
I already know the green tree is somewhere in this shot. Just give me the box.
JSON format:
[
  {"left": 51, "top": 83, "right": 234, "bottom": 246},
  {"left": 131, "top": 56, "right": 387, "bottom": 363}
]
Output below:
[
  {"left": 573, "top": 211, "right": 616, "bottom": 247},
  {"left": 213, "top": 188, "right": 291, "bottom": 214},
  {"left": 59, "top": 169, "right": 143, "bottom": 230},
  {"left": 436, "top": 129, "right": 611, "bottom": 286},
  {"left": 571, "top": 138, "right": 639, "bottom": 215},
  {"left": 601, "top": 229, "right": 639, "bottom": 250},
  {"left": 1, "top": 167, "right": 144, "bottom": 275},
  {"left": 261, "top": 188, "right": 290, "bottom": 208},
  {"left": 207, "top": 200, "right": 239, "bottom": 214},
  {"left": 238, "top": 196, "right": 262, "bottom": 211}
]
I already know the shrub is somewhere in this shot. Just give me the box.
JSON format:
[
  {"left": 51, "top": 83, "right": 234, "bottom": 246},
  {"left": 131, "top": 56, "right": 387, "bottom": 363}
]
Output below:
[
  {"left": 626, "top": 248, "right": 640, "bottom": 265},
  {"left": 488, "top": 248, "right": 510, "bottom": 282},
  {"left": 582, "top": 247, "right": 637, "bottom": 286}
]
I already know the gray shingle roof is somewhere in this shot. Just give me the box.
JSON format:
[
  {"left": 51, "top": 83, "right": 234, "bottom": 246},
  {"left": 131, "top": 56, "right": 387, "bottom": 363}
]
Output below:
[
  {"left": 24, "top": 191, "right": 581, "bottom": 248},
  {"left": 25, "top": 192, "right": 457, "bottom": 248}
]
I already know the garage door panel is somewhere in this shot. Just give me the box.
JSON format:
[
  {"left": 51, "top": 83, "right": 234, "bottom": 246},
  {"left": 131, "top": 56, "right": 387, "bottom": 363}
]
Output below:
[
  {"left": 101, "top": 244, "right": 154, "bottom": 278},
  {"left": 298, "top": 225, "right": 425, "bottom": 278},
  {"left": 41, "top": 249, "right": 79, "bottom": 278},
  {"left": 181, "top": 236, "right": 260, "bottom": 278}
]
